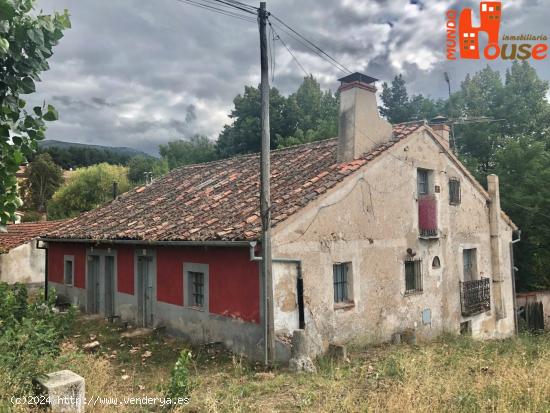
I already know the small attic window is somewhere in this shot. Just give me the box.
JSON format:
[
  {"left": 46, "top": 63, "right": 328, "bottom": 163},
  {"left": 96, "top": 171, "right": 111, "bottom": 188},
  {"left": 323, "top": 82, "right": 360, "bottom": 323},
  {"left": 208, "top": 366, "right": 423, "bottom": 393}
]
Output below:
[{"left": 432, "top": 256, "right": 441, "bottom": 269}]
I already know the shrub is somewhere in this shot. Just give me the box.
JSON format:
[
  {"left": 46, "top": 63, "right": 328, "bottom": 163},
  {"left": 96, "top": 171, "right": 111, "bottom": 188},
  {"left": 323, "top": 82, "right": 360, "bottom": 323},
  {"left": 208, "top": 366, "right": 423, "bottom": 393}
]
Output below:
[
  {"left": 0, "top": 284, "right": 75, "bottom": 397},
  {"left": 166, "top": 350, "right": 193, "bottom": 402}
]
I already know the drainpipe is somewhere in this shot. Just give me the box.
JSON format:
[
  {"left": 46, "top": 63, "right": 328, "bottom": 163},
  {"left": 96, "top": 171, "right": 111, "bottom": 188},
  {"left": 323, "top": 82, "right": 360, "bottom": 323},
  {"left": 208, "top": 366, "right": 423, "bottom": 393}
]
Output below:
[
  {"left": 36, "top": 240, "right": 48, "bottom": 302},
  {"left": 249, "top": 241, "right": 305, "bottom": 364},
  {"left": 487, "top": 175, "right": 505, "bottom": 320},
  {"left": 510, "top": 230, "right": 521, "bottom": 334}
]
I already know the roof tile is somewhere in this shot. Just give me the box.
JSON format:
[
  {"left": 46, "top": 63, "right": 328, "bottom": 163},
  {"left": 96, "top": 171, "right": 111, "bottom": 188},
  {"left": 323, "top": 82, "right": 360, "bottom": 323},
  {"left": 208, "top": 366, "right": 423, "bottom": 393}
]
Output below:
[{"left": 45, "top": 123, "right": 423, "bottom": 242}]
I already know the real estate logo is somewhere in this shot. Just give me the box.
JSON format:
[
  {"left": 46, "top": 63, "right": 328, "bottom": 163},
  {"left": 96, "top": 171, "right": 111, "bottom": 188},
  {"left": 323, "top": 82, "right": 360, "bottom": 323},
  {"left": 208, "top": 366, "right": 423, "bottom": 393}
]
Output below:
[{"left": 446, "top": 1, "right": 548, "bottom": 60}]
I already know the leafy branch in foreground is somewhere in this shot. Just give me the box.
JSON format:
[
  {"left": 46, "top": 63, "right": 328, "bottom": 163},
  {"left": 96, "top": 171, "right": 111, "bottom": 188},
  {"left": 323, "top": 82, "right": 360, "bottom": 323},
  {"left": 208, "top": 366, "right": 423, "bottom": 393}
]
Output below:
[{"left": 0, "top": 0, "right": 70, "bottom": 225}]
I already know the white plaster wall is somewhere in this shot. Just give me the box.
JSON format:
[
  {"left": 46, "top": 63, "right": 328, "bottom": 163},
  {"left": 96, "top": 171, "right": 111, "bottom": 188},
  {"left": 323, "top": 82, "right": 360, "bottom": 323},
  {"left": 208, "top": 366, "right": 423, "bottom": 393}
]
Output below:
[
  {"left": 0, "top": 242, "right": 45, "bottom": 285},
  {"left": 272, "top": 129, "right": 516, "bottom": 353}
]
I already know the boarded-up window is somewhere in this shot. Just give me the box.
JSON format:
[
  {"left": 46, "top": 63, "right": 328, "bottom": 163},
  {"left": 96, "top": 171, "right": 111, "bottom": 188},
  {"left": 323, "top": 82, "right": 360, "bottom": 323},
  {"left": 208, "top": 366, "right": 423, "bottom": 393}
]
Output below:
[
  {"left": 333, "top": 263, "right": 350, "bottom": 303},
  {"left": 449, "top": 179, "right": 461, "bottom": 205},
  {"left": 64, "top": 257, "right": 74, "bottom": 286},
  {"left": 463, "top": 248, "right": 477, "bottom": 281},
  {"left": 405, "top": 260, "right": 422, "bottom": 294}
]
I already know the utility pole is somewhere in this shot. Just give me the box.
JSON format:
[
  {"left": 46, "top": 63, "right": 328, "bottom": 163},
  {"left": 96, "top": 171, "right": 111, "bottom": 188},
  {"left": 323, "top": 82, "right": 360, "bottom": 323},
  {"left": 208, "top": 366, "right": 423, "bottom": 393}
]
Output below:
[{"left": 258, "top": 1, "right": 274, "bottom": 365}]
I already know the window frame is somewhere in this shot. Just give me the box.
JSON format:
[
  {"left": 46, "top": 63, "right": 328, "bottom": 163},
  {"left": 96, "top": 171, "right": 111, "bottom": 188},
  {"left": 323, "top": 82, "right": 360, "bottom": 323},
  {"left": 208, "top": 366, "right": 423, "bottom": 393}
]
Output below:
[
  {"left": 183, "top": 263, "right": 209, "bottom": 311},
  {"left": 333, "top": 262, "right": 352, "bottom": 304},
  {"left": 462, "top": 248, "right": 477, "bottom": 282},
  {"left": 449, "top": 178, "right": 461, "bottom": 205},
  {"left": 404, "top": 259, "right": 423, "bottom": 294},
  {"left": 63, "top": 255, "right": 75, "bottom": 286},
  {"left": 417, "top": 169, "right": 430, "bottom": 196}
]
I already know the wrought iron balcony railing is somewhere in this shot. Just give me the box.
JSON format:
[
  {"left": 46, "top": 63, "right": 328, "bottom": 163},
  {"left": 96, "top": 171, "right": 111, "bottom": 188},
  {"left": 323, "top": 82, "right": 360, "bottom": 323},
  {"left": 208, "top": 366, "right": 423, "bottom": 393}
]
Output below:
[{"left": 460, "top": 277, "right": 491, "bottom": 316}]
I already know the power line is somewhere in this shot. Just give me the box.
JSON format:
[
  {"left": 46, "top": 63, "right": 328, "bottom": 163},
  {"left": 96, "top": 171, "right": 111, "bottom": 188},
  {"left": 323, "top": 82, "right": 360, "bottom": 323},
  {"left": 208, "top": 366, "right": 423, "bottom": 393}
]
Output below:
[
  {"left": 269, "top": 19, "right": 349, "bottom": 74},
  {"left": 209, "top": 0, "right": 257, "bottom": 15},
  {"left": 269, "top": 13, "right": 351, "bottom": 74},
  {"left": 509, "top": 202, "right": 550, "bottom": 220},
  {"left": 269, "top": 22, "right": 309, "bottom": 77},
  {"left": 174, "top": 0, "right": 257, "bottom": 22}
]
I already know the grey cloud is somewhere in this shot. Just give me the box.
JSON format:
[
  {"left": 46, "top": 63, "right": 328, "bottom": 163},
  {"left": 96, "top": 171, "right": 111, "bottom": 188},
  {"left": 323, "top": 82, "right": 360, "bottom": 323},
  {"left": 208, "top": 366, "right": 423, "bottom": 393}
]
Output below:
[{"left": 31, "top": 0, "right": 550, "bottom": 155}]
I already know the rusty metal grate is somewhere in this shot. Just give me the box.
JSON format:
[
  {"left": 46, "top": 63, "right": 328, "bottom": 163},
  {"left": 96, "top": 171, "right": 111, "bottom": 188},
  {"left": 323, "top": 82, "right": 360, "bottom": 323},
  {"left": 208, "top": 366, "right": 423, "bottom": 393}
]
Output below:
[{"left": 460, "top": 278, "right": 490, "bottom": 316}]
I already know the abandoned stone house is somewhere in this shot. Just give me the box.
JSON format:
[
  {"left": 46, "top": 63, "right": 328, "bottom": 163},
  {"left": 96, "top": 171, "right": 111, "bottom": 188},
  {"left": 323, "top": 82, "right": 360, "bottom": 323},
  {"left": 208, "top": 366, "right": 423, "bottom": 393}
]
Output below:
[{"left": 41, "top": 72, "right": 518, "bottom": 361}]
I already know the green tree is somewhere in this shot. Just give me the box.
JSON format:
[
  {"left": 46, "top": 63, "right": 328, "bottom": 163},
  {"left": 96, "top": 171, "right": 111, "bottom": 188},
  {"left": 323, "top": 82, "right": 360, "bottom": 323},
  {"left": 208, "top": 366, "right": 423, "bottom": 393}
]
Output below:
[
  {"left": 452, "top": 66, "right": 505, "bottom": 174},
  {"left": 127, "top": 155, "right": 168, "bottom": 183},
  {"left": 492, "top": 139, "right": 550, "bottom": 290},
  {"left": 0, "top": 0, "right": 70, "bottom": 225},
  {"left": 379, "top": 75, "right": 444, "bottom": 124},
  {"left": 24, "top": 153, "right": 63, "bottom": 212},
  {"left": 47, "top": 163, "right": 129, "bottom": 219},
  {"left": 159, "top": 135, "right": 217, "bottom": 170},
  {"left": 216, "top": 85, "right": 290, "bottom": 157},
  {"left": 379, "top": 75, "right": 411, "bottom": 123},
  {"left": 278, "top": 76, "right": 339, "bottom": 148}
]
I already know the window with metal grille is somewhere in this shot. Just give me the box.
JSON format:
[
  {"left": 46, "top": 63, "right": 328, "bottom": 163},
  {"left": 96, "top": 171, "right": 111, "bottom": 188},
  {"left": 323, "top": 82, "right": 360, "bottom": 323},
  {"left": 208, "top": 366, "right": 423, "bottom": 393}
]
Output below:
[
  {"left": 188, "top": 271, "right": 205, "bottom": 307},
  {"left": 64, "top": 256, "right": 74, "bottom": 286},
  {"left": 405, "top": 260, "right": 422, "bottom": 294},
  {"left": 417, "top": 169, "right": 429, "bottom": 195},
  {"left": 463, "top": 248, "right": 477, "bottom": 282},
  {"left": 333, "top": 263, "right": 350, "bottom": 303},
  {"left": 449, "top": 179, "right": 461, "bottom": 205}
]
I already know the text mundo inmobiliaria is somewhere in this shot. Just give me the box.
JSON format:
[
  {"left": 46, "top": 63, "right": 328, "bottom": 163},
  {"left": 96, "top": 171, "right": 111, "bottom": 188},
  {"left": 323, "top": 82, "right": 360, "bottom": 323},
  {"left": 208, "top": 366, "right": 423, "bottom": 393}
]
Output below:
[{"left": 446, "top": 1, "right": 547, "bottom": 60}]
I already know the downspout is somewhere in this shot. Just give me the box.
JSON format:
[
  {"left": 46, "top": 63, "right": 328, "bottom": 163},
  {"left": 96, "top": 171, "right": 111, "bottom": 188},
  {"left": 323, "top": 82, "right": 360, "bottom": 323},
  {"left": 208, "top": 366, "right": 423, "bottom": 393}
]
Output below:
[
  {"left": 36, "top": 240, "right": 48, "bottom": 302},
  {"left": 249, "top": 241, "right": 305, "bottom": 364},
  {"left": 487, "top": 175, "right": 505, "bottom": 319},
  {"left": 510, "top": 230, "right": 521, "bottom": 334}
]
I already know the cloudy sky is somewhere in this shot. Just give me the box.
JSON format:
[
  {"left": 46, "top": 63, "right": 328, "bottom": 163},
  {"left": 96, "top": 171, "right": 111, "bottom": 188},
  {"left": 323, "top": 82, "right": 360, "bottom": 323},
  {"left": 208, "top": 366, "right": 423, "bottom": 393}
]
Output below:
[{"left": 31, "top": 0, "right": 550, "bottom": 155}]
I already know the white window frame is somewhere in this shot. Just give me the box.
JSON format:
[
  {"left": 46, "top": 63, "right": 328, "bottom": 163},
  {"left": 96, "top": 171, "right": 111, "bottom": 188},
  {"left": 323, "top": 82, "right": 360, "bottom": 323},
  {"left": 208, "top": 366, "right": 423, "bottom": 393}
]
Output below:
[{"left": 64, "top": 255, "right": 75, "bottom": 286}]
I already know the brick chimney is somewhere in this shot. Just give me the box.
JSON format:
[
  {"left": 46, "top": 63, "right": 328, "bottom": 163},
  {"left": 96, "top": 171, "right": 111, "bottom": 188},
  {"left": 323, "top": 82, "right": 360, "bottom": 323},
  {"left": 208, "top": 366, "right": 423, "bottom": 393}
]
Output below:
[
  {"left": 337, "top": 72, "right": 393, "bottom": 162},
  {"left": 429, "top": 116, "right": 451, "bottom": 150}
]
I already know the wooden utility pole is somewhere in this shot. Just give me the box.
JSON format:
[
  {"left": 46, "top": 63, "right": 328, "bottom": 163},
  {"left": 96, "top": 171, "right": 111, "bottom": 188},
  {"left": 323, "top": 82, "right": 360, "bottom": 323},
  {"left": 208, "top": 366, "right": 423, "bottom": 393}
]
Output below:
[{"left": 258, "top": 1, "right": 274, "bottom": 365}]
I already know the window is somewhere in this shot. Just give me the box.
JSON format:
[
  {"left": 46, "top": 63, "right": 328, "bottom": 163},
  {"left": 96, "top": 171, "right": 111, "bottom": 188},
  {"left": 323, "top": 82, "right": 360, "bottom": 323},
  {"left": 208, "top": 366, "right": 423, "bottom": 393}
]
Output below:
[
  {"left": 333, "top": 263, "right": 350, "bottom": 303},
  {"left": 405, "top": 260, "right": 422, "bottom": 294},
  {"left": 417, "top": 169, "right": 429, "bottom": 195},
  {"left": 64, "top": 256, "right": 74, "bottom": 286},
  {"left": 432, "top": 256, "right": 441, "bottom": 269},
  {"left": 184, "top": 263, "right": 209, "bottom": 310},
  {"left": 463, "top": 248, "right": 477, "bottom": 281},
  {"left": 449, "top": 179, "right": 461, "bottom": 205},
  {"left": 188, "top": 271, "right": 205, "bottom": 307}
]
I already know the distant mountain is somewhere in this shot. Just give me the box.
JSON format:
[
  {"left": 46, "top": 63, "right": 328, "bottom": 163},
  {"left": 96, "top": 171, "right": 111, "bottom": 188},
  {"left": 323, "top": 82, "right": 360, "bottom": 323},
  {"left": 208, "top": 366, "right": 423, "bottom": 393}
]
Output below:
[{"left": 39, "top": 140, "right": 154, "bottom": 159}]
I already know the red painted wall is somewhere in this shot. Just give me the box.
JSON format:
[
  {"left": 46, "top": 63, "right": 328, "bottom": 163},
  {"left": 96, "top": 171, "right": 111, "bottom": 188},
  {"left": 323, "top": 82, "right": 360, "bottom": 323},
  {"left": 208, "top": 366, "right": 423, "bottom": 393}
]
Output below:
[
  {"left": 47, "top": 243, "right": 86, "bottom": 288},
  {"left": 156, "top": 246, "right": 260, "bottom": 323},
  {"left": 48, "top": 243, "right": 261, "bottom": 324},
  {"left": 117, "top": 246, "right": 134, "bottom": 295}
]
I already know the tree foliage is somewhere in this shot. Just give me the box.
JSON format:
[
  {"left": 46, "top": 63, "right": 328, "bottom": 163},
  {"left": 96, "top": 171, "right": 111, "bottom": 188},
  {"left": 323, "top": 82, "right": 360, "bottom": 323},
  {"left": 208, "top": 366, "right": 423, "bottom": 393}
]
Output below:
[
  {"left": 127, "top": 155, "right": 168, "bottom": 183},
  {"left": 23, "top": 152, "right": 63, "bottom": 212},
  {"left": 159, "top": 135, "right": 217, "bottom": 170},
  {"left": 379, "top": 74, "right": 445, "bottom": 124},
  {"left": 32, "top": 145, "right": 135, "bottom": 169},
  {"left": 0, "top": 0, "right": 70, "bottom": 225},
  {"left": 47, "top": 163, "right": 129, "bottom": 219},
  {"left": 217, "top": 75, "right": 339, "bottom": 156}
]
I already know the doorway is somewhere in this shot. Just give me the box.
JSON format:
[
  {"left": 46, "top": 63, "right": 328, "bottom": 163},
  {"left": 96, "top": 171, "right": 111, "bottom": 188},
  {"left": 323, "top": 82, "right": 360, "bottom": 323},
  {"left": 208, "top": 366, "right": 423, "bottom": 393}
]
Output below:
[
  {"left": 137, "top": 255, "right": 154, "bottom": 327},
  {"left": 87, "top": 255, "right": 100, "bottom": 313}
]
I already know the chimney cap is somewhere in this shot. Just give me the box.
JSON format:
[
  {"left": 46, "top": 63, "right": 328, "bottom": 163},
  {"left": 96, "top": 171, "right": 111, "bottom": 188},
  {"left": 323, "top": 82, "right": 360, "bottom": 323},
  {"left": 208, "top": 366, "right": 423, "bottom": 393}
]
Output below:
[
  {"left": 338, "top": 72, "right": 378, "bottom": 85},
  {"left": 429, "top": 115, "right": 449, "bottom": 125}
]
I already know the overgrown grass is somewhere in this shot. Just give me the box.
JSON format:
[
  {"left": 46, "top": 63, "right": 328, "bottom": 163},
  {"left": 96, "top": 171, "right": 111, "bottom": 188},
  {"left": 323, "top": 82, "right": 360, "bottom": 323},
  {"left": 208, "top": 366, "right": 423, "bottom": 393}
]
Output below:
[{"left": 2, "top": 314, "right": 549, "bottom": 412}]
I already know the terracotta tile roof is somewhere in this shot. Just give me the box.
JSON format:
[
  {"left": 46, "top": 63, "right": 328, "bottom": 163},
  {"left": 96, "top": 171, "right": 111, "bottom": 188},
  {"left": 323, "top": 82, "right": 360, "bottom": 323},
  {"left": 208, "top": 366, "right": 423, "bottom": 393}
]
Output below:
[
  {"left": 0, "top": 221, "right": 66, "bottom": 254},
  {"left": 45, "top": 123, "right": 424, "bottom": 242}
]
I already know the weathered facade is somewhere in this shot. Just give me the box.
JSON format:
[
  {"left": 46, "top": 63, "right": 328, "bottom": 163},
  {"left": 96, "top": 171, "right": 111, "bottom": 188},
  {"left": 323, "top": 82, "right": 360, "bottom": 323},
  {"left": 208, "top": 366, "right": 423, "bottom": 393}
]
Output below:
[
  {"left": 41, "top": 73, "right": 518, "bottom": 361},
  {"left": 0, "top": 221, "right": 62, "bottom": 286}
]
